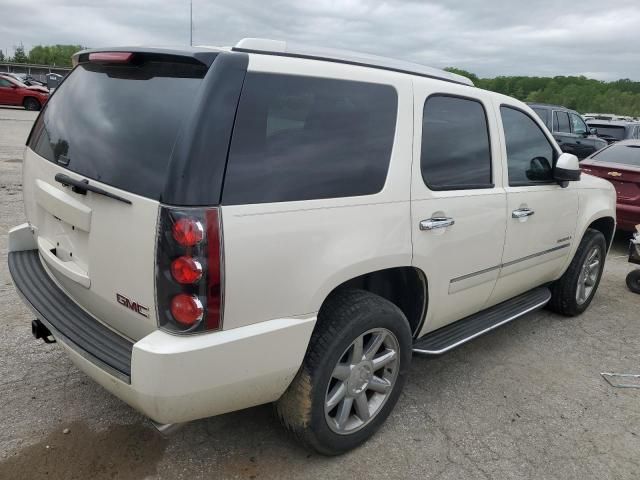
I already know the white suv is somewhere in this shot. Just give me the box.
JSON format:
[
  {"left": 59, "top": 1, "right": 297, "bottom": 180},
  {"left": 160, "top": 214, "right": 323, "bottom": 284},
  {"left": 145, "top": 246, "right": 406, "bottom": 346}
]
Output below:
[{"left": 8, "top": 39, "right": 616, "bottom": 455}]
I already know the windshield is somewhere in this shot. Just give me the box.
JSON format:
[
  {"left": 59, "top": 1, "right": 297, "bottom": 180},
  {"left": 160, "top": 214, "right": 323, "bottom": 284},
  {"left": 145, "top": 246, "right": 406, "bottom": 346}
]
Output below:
[{"left": 28, "top": 56, "right": 207, "bottom": 200}]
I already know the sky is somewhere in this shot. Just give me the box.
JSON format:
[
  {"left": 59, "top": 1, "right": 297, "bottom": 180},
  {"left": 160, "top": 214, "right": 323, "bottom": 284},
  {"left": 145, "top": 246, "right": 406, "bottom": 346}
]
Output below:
[{"left": 1, "top": 0, "right": 639, "bottom": 81}]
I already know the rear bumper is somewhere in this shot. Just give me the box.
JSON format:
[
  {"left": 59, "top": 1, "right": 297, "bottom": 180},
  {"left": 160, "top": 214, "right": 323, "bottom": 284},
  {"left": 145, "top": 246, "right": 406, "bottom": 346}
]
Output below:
[{"left": 8, "top": 247, "right": 315, "bottom": 424}]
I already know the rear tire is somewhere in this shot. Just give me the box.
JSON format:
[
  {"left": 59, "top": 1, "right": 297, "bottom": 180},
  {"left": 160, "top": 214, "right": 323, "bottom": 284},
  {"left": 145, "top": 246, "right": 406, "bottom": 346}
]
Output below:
[
  {"left": 548, "top": 229, "right": 606, "bottom": 316},
  {"left": 23, "top": 97, "right": 41, "bottom": 111},
  {"left": 275, "top": 289, "right": 412, "bottom": 455},
  {"left": 626, "top": 270, "right": 640, "bottom": 294}
]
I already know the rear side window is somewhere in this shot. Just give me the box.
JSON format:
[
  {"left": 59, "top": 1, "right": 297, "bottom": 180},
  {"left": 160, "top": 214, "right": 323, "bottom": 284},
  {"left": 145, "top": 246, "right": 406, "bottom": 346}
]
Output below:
[
  {"left": 532, "top": 107, "right": 549, "bottom": 127},
  {"left": 501, "top": 106, "right": 555, "bottom": 186},
  {"left": 592, "top": 144, "right": 640, "bottom": 167},
  {"left": 222, "top": 73, "right": 398, "bottom": 204},
  {"left": 420, "top": 95, "right": 492, "bottom": 190},
  {"left": 28, "top": 57, "right": 207, "bottom": 200},
  {"left": 553, "top": 111, "right": 571, "bottom": 133}
]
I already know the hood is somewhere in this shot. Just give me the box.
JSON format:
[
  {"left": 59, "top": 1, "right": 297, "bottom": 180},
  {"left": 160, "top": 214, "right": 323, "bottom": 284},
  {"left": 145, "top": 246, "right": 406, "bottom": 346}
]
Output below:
[{"left": 26, "top": 85, "right": 49, "bottom": 94}]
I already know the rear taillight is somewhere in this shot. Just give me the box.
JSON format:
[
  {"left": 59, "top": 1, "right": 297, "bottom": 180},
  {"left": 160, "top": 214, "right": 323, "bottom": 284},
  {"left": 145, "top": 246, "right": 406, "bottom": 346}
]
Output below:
[
  {"left": 88, "top": 52, "right": 133, "bottom": 63},
  {"left": 156, "top": 206, "right": 223, "bottom": 333}
]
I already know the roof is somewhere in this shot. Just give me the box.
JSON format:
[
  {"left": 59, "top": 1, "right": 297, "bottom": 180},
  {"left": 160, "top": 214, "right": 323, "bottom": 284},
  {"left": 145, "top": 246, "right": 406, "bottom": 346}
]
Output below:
[
  {"left": 231, "top": 38, "right": 474, "bottom": 87},
  {"left": 527, "top": 102, "right": 571, "bottom": 111}
]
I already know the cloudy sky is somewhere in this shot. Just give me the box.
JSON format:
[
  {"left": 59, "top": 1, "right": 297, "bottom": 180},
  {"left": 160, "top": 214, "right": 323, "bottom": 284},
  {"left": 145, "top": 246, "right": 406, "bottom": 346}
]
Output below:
[{"left": 2, "top": 0, "right": 639, "bottom": 80}]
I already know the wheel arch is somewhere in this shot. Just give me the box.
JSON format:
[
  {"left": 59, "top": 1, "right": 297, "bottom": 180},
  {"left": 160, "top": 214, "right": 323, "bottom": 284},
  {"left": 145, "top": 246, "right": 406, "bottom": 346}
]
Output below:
[{"left": 316, "top": 266, "right": 428, "bottom": 338}]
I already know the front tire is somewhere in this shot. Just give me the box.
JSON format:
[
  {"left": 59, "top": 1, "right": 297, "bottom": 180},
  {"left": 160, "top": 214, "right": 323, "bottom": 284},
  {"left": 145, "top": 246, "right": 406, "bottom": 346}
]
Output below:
[
  {"left": 276, "top": 289, "right": 412, "bottom": 455},
  {"left": 548, "top": 229, "right": 606, "bottom": 316},
  {"left": 23, "top": 97, "right": 41, "bottom": 111}
]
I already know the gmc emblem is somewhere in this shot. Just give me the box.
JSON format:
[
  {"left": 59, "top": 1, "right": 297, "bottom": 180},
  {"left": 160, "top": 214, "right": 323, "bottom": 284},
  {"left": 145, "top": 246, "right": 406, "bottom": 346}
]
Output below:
[{"left": 116, "top": 293, "right": 149, "bottom": 318}]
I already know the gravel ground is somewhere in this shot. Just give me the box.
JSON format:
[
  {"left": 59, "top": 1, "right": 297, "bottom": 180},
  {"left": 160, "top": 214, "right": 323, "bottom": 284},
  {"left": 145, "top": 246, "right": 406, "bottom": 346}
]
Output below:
[{"left": 0, "top": 106, "right": 639, "bottom": 479}]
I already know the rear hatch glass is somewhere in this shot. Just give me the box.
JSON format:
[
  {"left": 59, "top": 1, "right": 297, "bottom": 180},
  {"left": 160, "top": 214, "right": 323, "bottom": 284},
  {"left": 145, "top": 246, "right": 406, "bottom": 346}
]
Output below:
[{"left": 28, "top": 55, "right": 208, "bottom": 200}]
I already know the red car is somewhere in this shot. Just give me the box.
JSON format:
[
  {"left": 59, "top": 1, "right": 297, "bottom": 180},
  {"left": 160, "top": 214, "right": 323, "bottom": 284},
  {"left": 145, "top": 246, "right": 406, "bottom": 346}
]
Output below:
[
  {"left": 581, "top": 139, "right": 640, "bottom": 231},
  {"left": 0, "top": 74, "right": 49, "bottom": 111}
]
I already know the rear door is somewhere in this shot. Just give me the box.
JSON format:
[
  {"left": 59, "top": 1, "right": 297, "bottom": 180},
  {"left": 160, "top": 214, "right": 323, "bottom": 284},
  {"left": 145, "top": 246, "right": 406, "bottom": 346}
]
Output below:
[
  {"left": 23, "top": 52, "right": 211, "bottom": 340},
  {"left": 411, "top": 84, "right": 506, "bottom": 333}
]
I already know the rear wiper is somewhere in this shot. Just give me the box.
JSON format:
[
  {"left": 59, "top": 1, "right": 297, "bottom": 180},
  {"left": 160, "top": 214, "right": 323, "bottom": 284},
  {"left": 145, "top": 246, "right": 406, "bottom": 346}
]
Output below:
[{"left": 54, "top": 173, "right": 132, "bottom": 205}]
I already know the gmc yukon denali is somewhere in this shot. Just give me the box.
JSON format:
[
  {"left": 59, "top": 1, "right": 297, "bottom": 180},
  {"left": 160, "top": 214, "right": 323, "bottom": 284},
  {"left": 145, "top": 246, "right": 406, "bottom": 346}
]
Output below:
[{"left": 8, "top": 39, "right": 616, "bottom": 455}]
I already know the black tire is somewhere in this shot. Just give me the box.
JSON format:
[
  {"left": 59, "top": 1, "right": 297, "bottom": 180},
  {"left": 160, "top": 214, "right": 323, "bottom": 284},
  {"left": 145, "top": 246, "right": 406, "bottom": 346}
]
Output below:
[
  {"left": 626, "top": 270, "right": 640, "bottom": 294},
  {"left": 275, "top": 289, "right": 412, "bottom": 455},
  {"left": 23, "top": 97, "right": 41, "bottom": 111},
  {"left": 548, "top": 228, "right": 606, "bottom": 316}
]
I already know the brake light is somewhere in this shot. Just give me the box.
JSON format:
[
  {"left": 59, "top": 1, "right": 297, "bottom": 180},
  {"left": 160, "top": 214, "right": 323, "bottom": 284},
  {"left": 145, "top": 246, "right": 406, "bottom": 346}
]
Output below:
[
  {"left": 156, "top": 207, "right": 224, "bottom": 333},
  {"left": 171, "top": 256, "right": 203, "bottom": 284},
  {"left": 88, "top": 52, "right": 133, "bottom": 63},
  {"left": 170, "top": 294, "right": 204, "bottom": 326},
  {"left": 172, "top": 218, "right": 204, "bottom": 246}
]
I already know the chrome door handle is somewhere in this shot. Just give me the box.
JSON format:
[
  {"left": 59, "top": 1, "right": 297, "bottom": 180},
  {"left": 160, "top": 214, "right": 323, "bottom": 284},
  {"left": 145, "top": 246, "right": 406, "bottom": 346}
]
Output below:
[
  {"left": 420, "top": 217, "right": 455, "bottom": 231},
  {"left": 512, "top": 208, "right": 535, "bottom": 218}
]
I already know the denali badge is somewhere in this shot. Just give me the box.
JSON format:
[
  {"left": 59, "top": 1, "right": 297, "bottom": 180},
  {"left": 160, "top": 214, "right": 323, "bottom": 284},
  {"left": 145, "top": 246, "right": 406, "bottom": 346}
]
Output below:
[{"left": 116, "top": 293, "right": 149, "bottom": 318}]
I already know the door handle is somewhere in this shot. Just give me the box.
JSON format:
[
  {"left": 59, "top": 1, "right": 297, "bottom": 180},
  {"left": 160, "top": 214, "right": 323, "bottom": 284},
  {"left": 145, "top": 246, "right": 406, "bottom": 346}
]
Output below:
[
  {"left": 512, "top": 208, "right": 535, "bottom": 218},
  {"left": 420, "top": 217, "right": 455, "bottom": 231}
]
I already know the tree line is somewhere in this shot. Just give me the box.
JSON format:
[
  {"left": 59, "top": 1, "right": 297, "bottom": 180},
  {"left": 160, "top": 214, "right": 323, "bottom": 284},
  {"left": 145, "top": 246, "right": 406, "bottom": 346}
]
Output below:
[
  {"left": 0, "top": 44, "right": 84, "bottom": 67},
  {"left": 446, "top": 67, "right": 640, "bottom": 117}
]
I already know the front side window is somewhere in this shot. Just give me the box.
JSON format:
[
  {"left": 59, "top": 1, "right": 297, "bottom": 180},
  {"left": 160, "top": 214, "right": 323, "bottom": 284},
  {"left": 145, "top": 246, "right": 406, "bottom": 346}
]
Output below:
[
  {"left": 501, "top": 106, "right": 555, "bottom": 186},
  {"left": 420, "top": 95, "right": 492, "bottom": 190},
  {"left": 223, "top": 73, "right": 398, "bottom": 204},
  {"left": 0, "top": 78, "right": 12, "bottom": 87},
  {"left": 554, "top": 111, "right": 571, "bottom": 133},
  {"left": 570, "top": 113, "right": 587, "bottom": 135}
]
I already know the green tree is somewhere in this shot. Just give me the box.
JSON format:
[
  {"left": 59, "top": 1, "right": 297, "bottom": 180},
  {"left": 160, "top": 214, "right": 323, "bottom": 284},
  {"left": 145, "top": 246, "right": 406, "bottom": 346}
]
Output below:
[
  {"left": 28, "top": 44, "right": 84, "bottom": 67},
  {"left": 0, "top": 50, "right": 5, "bottom": 62},
  {"left": 12, "top": 43, "right": 28, "bottom": 63}
]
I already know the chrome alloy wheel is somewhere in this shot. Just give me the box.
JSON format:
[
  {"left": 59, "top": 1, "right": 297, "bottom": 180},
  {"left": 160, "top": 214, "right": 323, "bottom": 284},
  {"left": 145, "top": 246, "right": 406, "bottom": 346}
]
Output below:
[
  {"left": 576, "top": 247, "right": 601, "bottom": 305},
  {"left": 324, "top": 328, "right": 400, "bottom": 435}
]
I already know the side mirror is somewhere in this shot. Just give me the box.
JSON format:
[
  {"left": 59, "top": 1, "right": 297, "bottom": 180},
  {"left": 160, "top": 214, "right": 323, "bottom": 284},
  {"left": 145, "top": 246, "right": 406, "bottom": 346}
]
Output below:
[
  {"left": 589, "top": 127, "right": 598, "bottom": 135},
  {"left": 526, "top": 156, "right": 553, "bottom": 181},
  {"left": 554, "top": 152, "right": 581, "bottom": 182}
]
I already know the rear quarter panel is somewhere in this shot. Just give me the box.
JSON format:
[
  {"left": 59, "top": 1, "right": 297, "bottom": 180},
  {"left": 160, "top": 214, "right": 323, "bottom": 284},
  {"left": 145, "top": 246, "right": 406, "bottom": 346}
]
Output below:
[{"left": 220, "top": 55, "right": 413, "bottom": 330}]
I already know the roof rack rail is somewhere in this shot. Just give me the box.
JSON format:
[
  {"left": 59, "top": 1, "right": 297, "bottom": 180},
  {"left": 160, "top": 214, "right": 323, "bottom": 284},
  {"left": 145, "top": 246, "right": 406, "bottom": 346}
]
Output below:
[{"left": 232, "top": 38, "right": 474, "bottom": 87}]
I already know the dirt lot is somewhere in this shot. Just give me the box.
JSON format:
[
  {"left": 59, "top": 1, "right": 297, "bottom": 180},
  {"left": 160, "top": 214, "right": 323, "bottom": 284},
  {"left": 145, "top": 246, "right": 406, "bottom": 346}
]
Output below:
[{"left": 0, "top": 106, "right": 639, "bottom": 479}]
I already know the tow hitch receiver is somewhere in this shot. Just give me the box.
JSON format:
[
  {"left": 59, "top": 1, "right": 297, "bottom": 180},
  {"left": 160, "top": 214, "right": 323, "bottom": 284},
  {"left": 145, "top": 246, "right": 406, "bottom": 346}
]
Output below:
[{"left": 32, "top": 319, "right": 56, "bottom": 344}]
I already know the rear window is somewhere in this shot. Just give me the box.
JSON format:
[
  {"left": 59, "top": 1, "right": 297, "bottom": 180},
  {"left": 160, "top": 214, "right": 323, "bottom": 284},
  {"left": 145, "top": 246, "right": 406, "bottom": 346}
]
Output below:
[
  {"left": 592, "top": 144, "right": 640, "bottom": 167},
  {"left": 222, "top": 73, "right": 398, "bottom": 205},
  {"left": 28, "top": 57, "right": 208, "bottom": 200},
  {"left": 590, "top": 125, "right": 627, "bottom": 141}
]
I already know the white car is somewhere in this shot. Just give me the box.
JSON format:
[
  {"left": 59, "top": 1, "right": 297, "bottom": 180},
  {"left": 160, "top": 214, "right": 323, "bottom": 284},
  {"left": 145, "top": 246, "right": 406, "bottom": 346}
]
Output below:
[{"left": 8, "top": 39, "right": 616, "bottom": 455}]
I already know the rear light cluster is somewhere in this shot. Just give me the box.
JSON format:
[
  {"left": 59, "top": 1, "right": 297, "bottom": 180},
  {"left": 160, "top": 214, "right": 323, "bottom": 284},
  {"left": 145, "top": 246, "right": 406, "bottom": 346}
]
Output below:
[{"left": 156, "top": 207, "right": 223, "bottom": 333}]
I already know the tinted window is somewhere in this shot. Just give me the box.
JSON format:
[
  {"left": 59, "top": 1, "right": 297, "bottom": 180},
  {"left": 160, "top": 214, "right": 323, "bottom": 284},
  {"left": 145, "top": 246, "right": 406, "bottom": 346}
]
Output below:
[
  {"left": 501, "top": 106, "right": 555, "bottom": 186},
  {"left": 592, "top": 144, "right": 640, "bottom": 167},
  {"left": 28, "top": 58, "right": 207, "bottom": 200},
  {"left": 554, "top": 111, "right": 571, "bottom": 133},
  {"left": 570, "top": 113, "right": 587, "bottom": 134},
  {"left": 223, "top": 73, "right": 398, "bottom": 204},
  {"left": 420, "top": 96, "right": 492, "bottom": 189},
  {"left": 0, "top": 78, "right": 12, "bottom": 87},
  {"left": 589, "top": 124, "right": 626, "bottom": 140},
  {"left": 532, "top": 107, "right": 549, "bottom": 127}
]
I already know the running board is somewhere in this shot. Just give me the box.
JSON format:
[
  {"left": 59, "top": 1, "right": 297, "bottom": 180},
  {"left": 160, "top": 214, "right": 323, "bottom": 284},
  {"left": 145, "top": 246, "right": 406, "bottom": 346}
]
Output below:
[{"left": 412, "top": 287, "right": 551, "bottom": 355}]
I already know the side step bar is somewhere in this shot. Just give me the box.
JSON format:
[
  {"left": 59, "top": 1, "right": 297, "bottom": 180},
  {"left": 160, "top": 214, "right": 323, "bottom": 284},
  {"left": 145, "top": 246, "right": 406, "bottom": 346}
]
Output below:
[{"left": 413, "top": 287, "right": 551, "bottom": 355}]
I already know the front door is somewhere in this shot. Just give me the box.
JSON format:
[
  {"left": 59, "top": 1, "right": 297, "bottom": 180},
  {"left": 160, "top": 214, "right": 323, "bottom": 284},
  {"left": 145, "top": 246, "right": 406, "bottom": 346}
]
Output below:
[
  {"left": 488, "top": 104, "right": 578, "bottom": 306},
  {"left": 0, "top": 78, "right": 19, "bottom": 105},
  {"left": 569, "top": 112, "right": 597, "bottom": 159},
  {"left": 411, "top": 86, "right": 507, "bottom": 334}
]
